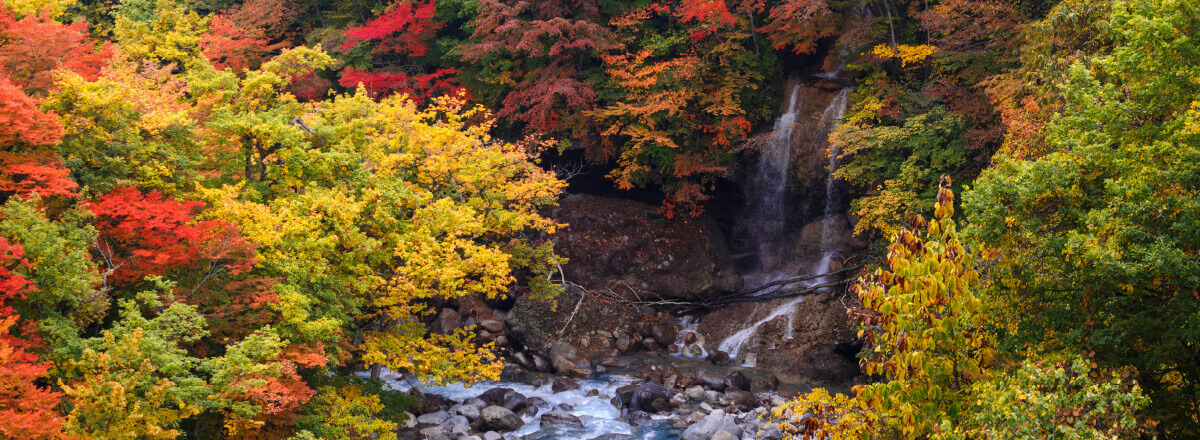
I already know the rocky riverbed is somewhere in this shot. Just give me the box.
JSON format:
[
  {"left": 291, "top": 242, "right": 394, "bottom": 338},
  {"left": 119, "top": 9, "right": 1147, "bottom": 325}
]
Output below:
[{"left": 384, "top": 354, "right": 828, "bottom": 440}]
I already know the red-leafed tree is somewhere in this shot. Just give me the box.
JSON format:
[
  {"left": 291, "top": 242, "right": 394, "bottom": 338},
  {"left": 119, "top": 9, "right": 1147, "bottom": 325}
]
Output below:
[
  {"left": 0, "top": 236, "right": 69, "bottom": 440},
  {"left": 754, "top": 0, "right": 839, "bottom": 54},
  {"left": 0, "top": 72, "right": 76, "bottom": 202},
  {"left": 458, "top": 0, "right": 617, "bottom": 136},
  {"left": 340, "top": 0, "right": 440, "bottom": 57},
  {"left": 88, "top": 187, "right": 256, "bottom": 287},
  {"left": 336, "top": 0, "right": 465, "bottom": 103},
  {"left": 0, "top": 8, "right": 110, "bottom": 97},
  {"left": 201, "top": 0, "right": 299, "bottom": 71}
]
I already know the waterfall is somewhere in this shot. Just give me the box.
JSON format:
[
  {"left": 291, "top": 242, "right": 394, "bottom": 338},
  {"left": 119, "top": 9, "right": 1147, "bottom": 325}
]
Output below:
[
  {"left": 740, "top": 82, "right": 804, "bottom": 256},
  {"left": 819, "top": 88, "right": 851, "bottom": 251},
  {"left": 716, "top": 253, "right": 834, "bottom": 363},
  {"left": 718, "top": 83, "right": 851, "bottom": 365}
]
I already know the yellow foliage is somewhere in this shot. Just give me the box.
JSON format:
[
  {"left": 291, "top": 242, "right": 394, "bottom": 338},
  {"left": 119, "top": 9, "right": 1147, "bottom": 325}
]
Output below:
[
  {"left": 871, "top": 44, "right": 938, "bottom": 67},
  {"left": 2, "top": 0, "right": 76, "bottom": 18}
]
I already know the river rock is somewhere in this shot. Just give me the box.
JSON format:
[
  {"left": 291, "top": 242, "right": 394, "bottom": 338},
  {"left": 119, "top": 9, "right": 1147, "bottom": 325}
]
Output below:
[
  {"left": 725, "top": 371, "right": 751, "bottom": 391},
  {"left": 452, "top": 403, "right": 481, "bottom": 421},
  {"left": 697, "top": 369, "right": 726, "bottom": 390},
  {"left": 420, "top": 426, "right": 450, "bottom": 440},
  {"left": 590, "top": 435, "right": 634, "bottom": 440},
  {"left": 477, "top": 388, "right": 513, "bottom": 406},
  {"left": 711, "top": 430, "right": 738, "bottom": 440},
  {"left": 432, "top": 308, "right": 462, "bottom": 334},
  {"left": 483, "top": 432, "right": 502, "bottom": 440},
  {"left": 681, "top": 409, "right": 742, "bottom": 440},
  {"left": 685, "top": 386, "right": 707, "bottom": 402},
  {"left": 417, "top": 410, "right": 451, "bottom": 425},
  {"left": 480, "top": 406, "right": 524, "bottom": 432},
  {"left": 438, "top": 415, "right": 470, "bottom": 436},
  {"left": 540, "top": 410, "right": 585, "bottom": 429},
  {"left": 479, "top": 319, "right": 504, "bottom": 333},
  {"left": 627, "top": 410, "right": 653, "bottom": 427},
  {"left": 552, "top": 376, "right": 580, "bottom": 392},
  {"left": 401, "top": 412, "right": 417, "bottom": 428},
  {"left": 628, "top": 383, "right": 672, "bottom": 413},
  {"left": 501, "top": 391, "right": 528, "bottom": 412}
]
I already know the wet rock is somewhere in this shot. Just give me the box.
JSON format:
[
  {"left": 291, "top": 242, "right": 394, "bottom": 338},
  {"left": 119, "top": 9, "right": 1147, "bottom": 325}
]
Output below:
[
  {"left": 501, "top": 391, "right": 528, "bottom": 412},
  {"left": 615, "top": 384, "right": 640, "bottom": 407},
  {"left": 540, "top": 410, "right": 585, "bottom": 429},
  {"left": 662, "top": 366, "right": 683, "bottom": 389},
  {"left": 589, "top": 435, "right": 634, "bottom": 440},
  {"left": 685, "top": 386, "right": 707, "bottom": 402},
  {"left": 452, "top": 403, "right": 481, "bottom": 421},
  {"left": 627, "top": 411, "right": 653, "bottom": 427},
  {"left": 628, "top": 383, "right": 672, "bottom": 413},
  {"left": 697, "top": 290, "right": 860, "bottom": 386},
  {"left": 697, "top": 369, "right": 726, "bottom": 391},
  {"left": 725, "top": 371, "right": 751, "bottom": 392},
  {"left": 552, "top": 376, "right": 579, "bottom": 393},
  {"left": 706, "top": 351, "right": 731, "bottom": 365},
  {"left": 417, "top": 410, "right": 451, "bottom": 425},
  {"left": 681, "top": 409, "right": 743, "bottom": 440},
  {"left": 586, "top": 389, "right": 601, "bottom": 397},
  {"left": 419, "top": 394, "right": 453, "bottom": 414},
  {"left": 601, "top": 357, "right": 631, "bottom": 368},
  {"left": 477, "top": 388, "right": 513, "bottom": 406},
  {"left": 480, "top": 406, "right": 524, "bottom": 432},
  {"left": 527, "top": 397, "right": 547, "bottom": 408},
  {"left": 516, "top": 405, "right": 539, "bottom": 418},
  {"left": 555, "top": 403, "right": 574, "bottom": 412},
  {"left": 725, "top": 389, "right": 759, "bottom": 412}
]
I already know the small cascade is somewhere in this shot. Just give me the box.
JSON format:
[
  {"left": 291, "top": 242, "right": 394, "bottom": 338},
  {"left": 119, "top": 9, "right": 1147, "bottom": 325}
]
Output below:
[
  {"left": 672, "top": 315, "right": 709, "bottom": 359},
  {"left": 716, "top": 81, "right": 852, "bottom": 366},
  {"left": 738, "top": 82, "right": 805, "bottom": 267},
  {"left": 717, "top": 253, "right": 835, "bottom": 363},
  {"left": 819, "top": 88, "right": 851, "bottom": 251}
]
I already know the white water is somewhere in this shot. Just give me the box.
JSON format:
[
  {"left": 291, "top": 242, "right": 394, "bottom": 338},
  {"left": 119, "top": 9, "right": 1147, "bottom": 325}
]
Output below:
[
  {"left": 672, "top": 315, "right": 708, "bottom": 359},
  {"left": 379, "top": 369, "right": 678, "bottom": 439},
  {"left": 738, "top": 83, "right": 804, "bottom": 270},
  {"left": 718, "top": 82, "right": 851, "bottom": 366},
  {"left": 717, "top": 253, "right": 834, "bottom": 363},
  {"left": 819, "top": 88, "right": 851, "bottom": 251}
]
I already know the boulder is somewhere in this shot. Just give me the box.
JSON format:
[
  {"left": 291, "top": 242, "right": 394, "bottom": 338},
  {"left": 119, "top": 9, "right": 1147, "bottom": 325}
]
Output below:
[
  {"left": 438, "top": 415, "right": 470, "bottom": 436},
  {"left": 419, "top": 426, "right": 449, "bottom": 440},
  {"left": 552, "top": 376, "right": 580, "bottom": 393},
  {"left": 480, "top": 406, "right": 524, "bottom": 432},
  {"left": 479, "top": 319, "right": 504, "bottom": 333},
  {"left": 477, "top": 388, "right": 514, "bottom": 406},
  {"left": 627, "top": 411, "right": 653, "bottom": 427},
  {"left": 724, "top": 371, "right": 751, "bottom": 392},
  {"left": 548, "top": 194, "right": 741, "bottom": 302},
  {"left": 711, "top": 431, "right": 738, "bottom": 440},
  {"left": 628, "top": 383, "right": 672, "bottom": 413},
  {"left": 416, "top": 410, "right": 451, "bottom": 425},
  {"left": 540, "top": 411, "right": 585, "bottom": 429},
  {"left": 681, "top": 410, "right": 742, "bottom": 440},
  {"left": 432, "top": 308, "right": 462, "bottom": 334}
]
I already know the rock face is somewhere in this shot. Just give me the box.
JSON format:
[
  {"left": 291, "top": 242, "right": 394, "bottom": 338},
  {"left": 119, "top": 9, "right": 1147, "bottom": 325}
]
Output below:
[
  {"left": 548, "top": 194, "right": 742, "bottom": 301},
  {"left": 697, "top": 290, "right": 859, "bottom": 385},
  {"left": 507, "top": 284, "right": 652, "bottom": 359}
]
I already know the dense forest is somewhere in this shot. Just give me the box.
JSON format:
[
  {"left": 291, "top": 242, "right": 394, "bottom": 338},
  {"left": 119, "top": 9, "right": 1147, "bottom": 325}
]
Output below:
[{"left": 0, "top": 0, "right": 1196, "bottom": 438}]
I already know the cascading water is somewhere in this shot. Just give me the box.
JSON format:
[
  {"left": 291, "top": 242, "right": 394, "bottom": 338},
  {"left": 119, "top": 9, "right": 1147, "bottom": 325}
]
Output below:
[
  {"left": 718, "top": 82, "right": 851, "bottom": 366},
  {"left": 819, "top": 88, "right": 851, "bottom": 252},
  {"left": 735, "top": 82, "right": 804, "bottom": 280}
]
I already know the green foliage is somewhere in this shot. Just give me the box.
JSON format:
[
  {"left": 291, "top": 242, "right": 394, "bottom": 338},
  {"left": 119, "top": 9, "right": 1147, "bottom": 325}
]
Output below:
[
  {"left": 835, "top": 107, "right": 968, "bottom": 236},
  {"left": 768, "top": 182, "right": 1149, "bottom": 440},
  {"left": 965, "top": 0, "right": 1200, "bottom": 434},
  {"left": 960, "top": 357, "right": 1147, "bottom": 440}
]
